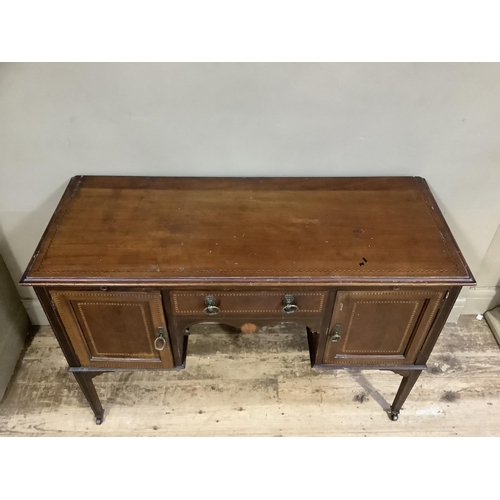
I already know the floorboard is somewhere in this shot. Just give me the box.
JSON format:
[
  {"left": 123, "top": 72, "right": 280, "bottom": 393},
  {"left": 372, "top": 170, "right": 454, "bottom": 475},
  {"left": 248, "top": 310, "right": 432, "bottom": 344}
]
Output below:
[{"left": 1, "top": 315, "right": 499, "bottom": 436}]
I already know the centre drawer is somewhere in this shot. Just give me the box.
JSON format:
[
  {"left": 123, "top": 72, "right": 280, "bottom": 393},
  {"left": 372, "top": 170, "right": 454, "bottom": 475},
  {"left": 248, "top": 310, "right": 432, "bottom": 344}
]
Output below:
[{"left": 170, "top": 290, "right": 327, "bottom": 317}]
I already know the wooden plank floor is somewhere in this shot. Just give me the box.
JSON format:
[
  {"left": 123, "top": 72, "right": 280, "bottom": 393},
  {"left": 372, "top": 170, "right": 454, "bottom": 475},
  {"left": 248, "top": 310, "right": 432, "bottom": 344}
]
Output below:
[{"left": 1, "top": 315, "right": 499, "bottom": 436}]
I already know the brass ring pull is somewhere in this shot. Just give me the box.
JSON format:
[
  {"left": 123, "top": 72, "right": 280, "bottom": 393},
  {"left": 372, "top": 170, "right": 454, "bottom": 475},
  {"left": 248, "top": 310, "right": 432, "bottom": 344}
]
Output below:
[
  {"left": 203, "top": 295, "right": 221, "bottom": 315},
  {"left": 203, "top": 305, "right": 221, "bottom": 315},
  {"left": 331, "top": 324, "right": 342, "bottom": 342},
  {"left": 282, "top": 294, "right": 299, "bottom": 314},
  {"left": 154, "top": 326, "right": 167, "bottom": 351}
]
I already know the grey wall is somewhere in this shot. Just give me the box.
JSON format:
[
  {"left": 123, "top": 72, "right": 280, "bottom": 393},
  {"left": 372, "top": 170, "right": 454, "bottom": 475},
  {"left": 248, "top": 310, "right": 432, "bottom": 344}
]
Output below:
[
  {"left": 0, "top": 63, "right": 499, "bottom": 323},
  {"left": 0, "top": 255, "right": 30, "bottom": 400},
  {"left": 477, "top": 225, "right": 500, "bottom": 288}
]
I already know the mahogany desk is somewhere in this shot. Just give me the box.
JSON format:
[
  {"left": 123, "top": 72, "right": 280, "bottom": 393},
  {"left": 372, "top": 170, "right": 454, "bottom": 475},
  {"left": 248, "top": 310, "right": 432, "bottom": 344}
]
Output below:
[{"left": 21, "top": 176, "right": 475, "bottom": 424}]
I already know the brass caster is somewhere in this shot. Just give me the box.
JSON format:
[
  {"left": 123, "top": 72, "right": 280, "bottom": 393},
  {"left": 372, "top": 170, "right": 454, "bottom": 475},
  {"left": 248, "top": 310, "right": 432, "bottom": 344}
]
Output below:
[
  {"left": 95, "top": 415, "right": 104, "bottom": 425},
  {"left": 389, "top": 410, "right": 399, "bottom": 421}
]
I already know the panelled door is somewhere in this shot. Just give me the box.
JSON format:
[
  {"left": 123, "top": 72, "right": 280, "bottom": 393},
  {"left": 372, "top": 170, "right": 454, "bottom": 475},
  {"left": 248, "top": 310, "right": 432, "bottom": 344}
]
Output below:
[
  {"left": 51, "top": 290, "right": 174, "bottom": 369},
  {"left": 323, "top": 288, "right": 445, "bottom": 366}
]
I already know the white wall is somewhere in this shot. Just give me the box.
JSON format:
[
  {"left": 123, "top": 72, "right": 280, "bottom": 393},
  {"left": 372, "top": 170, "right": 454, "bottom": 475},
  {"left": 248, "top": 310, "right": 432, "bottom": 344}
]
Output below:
[
  {"left": 461, "top": 223, "right": 500, "bottom": 318},
  {"left": 1, "top": 63, "right": 499, "bottom": 324}
]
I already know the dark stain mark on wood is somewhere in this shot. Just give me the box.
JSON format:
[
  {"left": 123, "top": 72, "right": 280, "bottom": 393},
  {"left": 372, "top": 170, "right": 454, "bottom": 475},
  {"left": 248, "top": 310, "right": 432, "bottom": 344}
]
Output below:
[
  {"left": 250, "top": 379, "right": 277, "bottom": 390},
  {"left": 352, "top": 228, "right": 364, "bottom": 239},
  {"left": 353, "top": 392, "right": 369, "bottom": 404},
  {"left": 441, "top": 391, "right": 460, "bottom": 403}
]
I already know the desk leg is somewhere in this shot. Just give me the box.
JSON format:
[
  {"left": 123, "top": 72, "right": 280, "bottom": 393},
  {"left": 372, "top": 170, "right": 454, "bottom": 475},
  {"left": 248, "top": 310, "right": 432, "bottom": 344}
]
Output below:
[
  {"left": 73, "top": 372, "right": 105, "bottom": 425},
  {"left": 389, "top": 370, "right": 422, "bottom": 421}
]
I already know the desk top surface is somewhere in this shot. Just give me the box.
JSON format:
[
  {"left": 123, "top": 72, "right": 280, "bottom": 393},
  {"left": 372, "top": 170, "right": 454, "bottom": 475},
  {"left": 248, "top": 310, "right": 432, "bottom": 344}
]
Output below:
[{"left": 22, "top": 176, "right": 474, "bottom": 286}]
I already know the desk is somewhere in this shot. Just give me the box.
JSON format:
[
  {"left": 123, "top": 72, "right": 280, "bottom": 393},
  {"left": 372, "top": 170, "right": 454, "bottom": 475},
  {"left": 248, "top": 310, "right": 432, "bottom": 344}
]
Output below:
[{"left": 21, "top": 176, "right": 475, "bottom": 424}]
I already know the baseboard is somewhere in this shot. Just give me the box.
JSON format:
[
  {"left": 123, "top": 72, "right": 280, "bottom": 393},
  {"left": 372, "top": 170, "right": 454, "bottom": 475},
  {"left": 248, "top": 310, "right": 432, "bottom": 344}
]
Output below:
[
  {"left": 462, "top": 287, "right": 500, "bottom": 315},
  {"left": 443, "top": 288, "right": 499, "bottom": 324},
  {"left": 448, "top": 297, "right": 467, "bottom": 324},
  {"left": 23, "top": 287, "right": 500, "bottom": 327},
  {"left": 21, "top": 299, "right": 49, "bottom": 325},
  {"left": 484, "top": 307, "right": 500, "bottom": 348}
]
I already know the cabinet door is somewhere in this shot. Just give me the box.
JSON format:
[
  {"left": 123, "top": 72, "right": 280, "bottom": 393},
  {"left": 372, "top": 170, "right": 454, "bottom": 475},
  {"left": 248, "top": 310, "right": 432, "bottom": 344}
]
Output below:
[
  {"left": 51, "top": 290, "right": 174, "bottom": 369},
  {"left": 323, "top": 289, "right": 445, "bottom": 366}
]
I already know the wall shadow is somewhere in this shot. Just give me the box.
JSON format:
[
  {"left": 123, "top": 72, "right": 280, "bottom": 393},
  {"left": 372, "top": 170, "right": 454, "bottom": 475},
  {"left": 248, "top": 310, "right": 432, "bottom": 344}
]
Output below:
[{"left": 0, "top": 181, "right": 68, "bottom": 298}]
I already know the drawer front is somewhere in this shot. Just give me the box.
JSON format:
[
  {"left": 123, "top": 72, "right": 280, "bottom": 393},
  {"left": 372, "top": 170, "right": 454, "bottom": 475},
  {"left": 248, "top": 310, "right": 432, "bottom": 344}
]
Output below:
[{"left": 170, "top": 291, "right": 327, "bottom": 317}]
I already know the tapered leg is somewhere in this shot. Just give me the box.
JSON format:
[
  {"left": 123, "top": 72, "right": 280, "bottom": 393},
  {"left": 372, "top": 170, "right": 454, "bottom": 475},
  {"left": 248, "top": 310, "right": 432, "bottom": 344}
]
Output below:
[
  {"left": 389, "top": 370, "right": 423, "bottom": 421},
  {"left": 73, "top": 372, "right": 105, "bottom": 424}
]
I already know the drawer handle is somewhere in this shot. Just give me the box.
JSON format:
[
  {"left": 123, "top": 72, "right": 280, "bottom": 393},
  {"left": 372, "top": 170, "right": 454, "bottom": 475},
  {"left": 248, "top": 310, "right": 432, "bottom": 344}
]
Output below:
[
  {"left": 282, "top": 294, "right": 299, "bottom": 314},
  {"left": 331, "top": 324, "right": 342, "bottom": 342},
  {"left": 203, "top": 295, "right": 221, "bottom": 315},
  {"left": 154, "top": 326, "right": 167, "bottom": 351}
]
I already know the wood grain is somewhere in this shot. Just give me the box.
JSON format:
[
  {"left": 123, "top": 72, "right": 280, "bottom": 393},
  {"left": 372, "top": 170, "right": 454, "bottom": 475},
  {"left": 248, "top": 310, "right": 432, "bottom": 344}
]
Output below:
[
  {"left": 21, "top": 176, "right": 474, "bottom": 285},
  {"left": 323, "top": 288, "right": 444, "bottom": 365},
  {"left": 1, "top": 315, "right": 499, "bottom": 436},
  {"left": 50, "top": 290, "right": 174, "bottom": 369}
]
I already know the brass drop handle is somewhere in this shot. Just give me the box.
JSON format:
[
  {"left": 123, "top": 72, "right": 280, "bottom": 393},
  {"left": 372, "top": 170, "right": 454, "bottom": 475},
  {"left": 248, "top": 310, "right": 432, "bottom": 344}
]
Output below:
[
  {"left": 203, "top": 295, "right": 221, "bottom": 315},
  {"left": 154, "top": 326, "right": 167, "bottom": 351},
  {"left": 282, "top": 294, "right": 299, "bottom": 314},
  {"left": 331, "top": 324, "right": 342, "bottom": 342}
]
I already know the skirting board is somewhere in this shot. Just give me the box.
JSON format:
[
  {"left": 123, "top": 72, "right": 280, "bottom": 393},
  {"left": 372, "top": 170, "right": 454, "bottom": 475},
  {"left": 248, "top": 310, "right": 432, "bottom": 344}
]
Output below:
[
  {"left": 21, "top": 299, "right": 48, "bottom": 325},
  {"left": 462, "top": 287, "right": 500, "bottom": 316},
  {"left": 21, "top": 287, "right": 500, "bottom": 326},
  {"left": 447, "top": 297, "right": 467, "bottom": 324},
  {"left": 485, "top": 307, "right": 500, "bottom": 348},
  {"left": 447, "top": 287, "right": 500, "bottom": 323}
]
